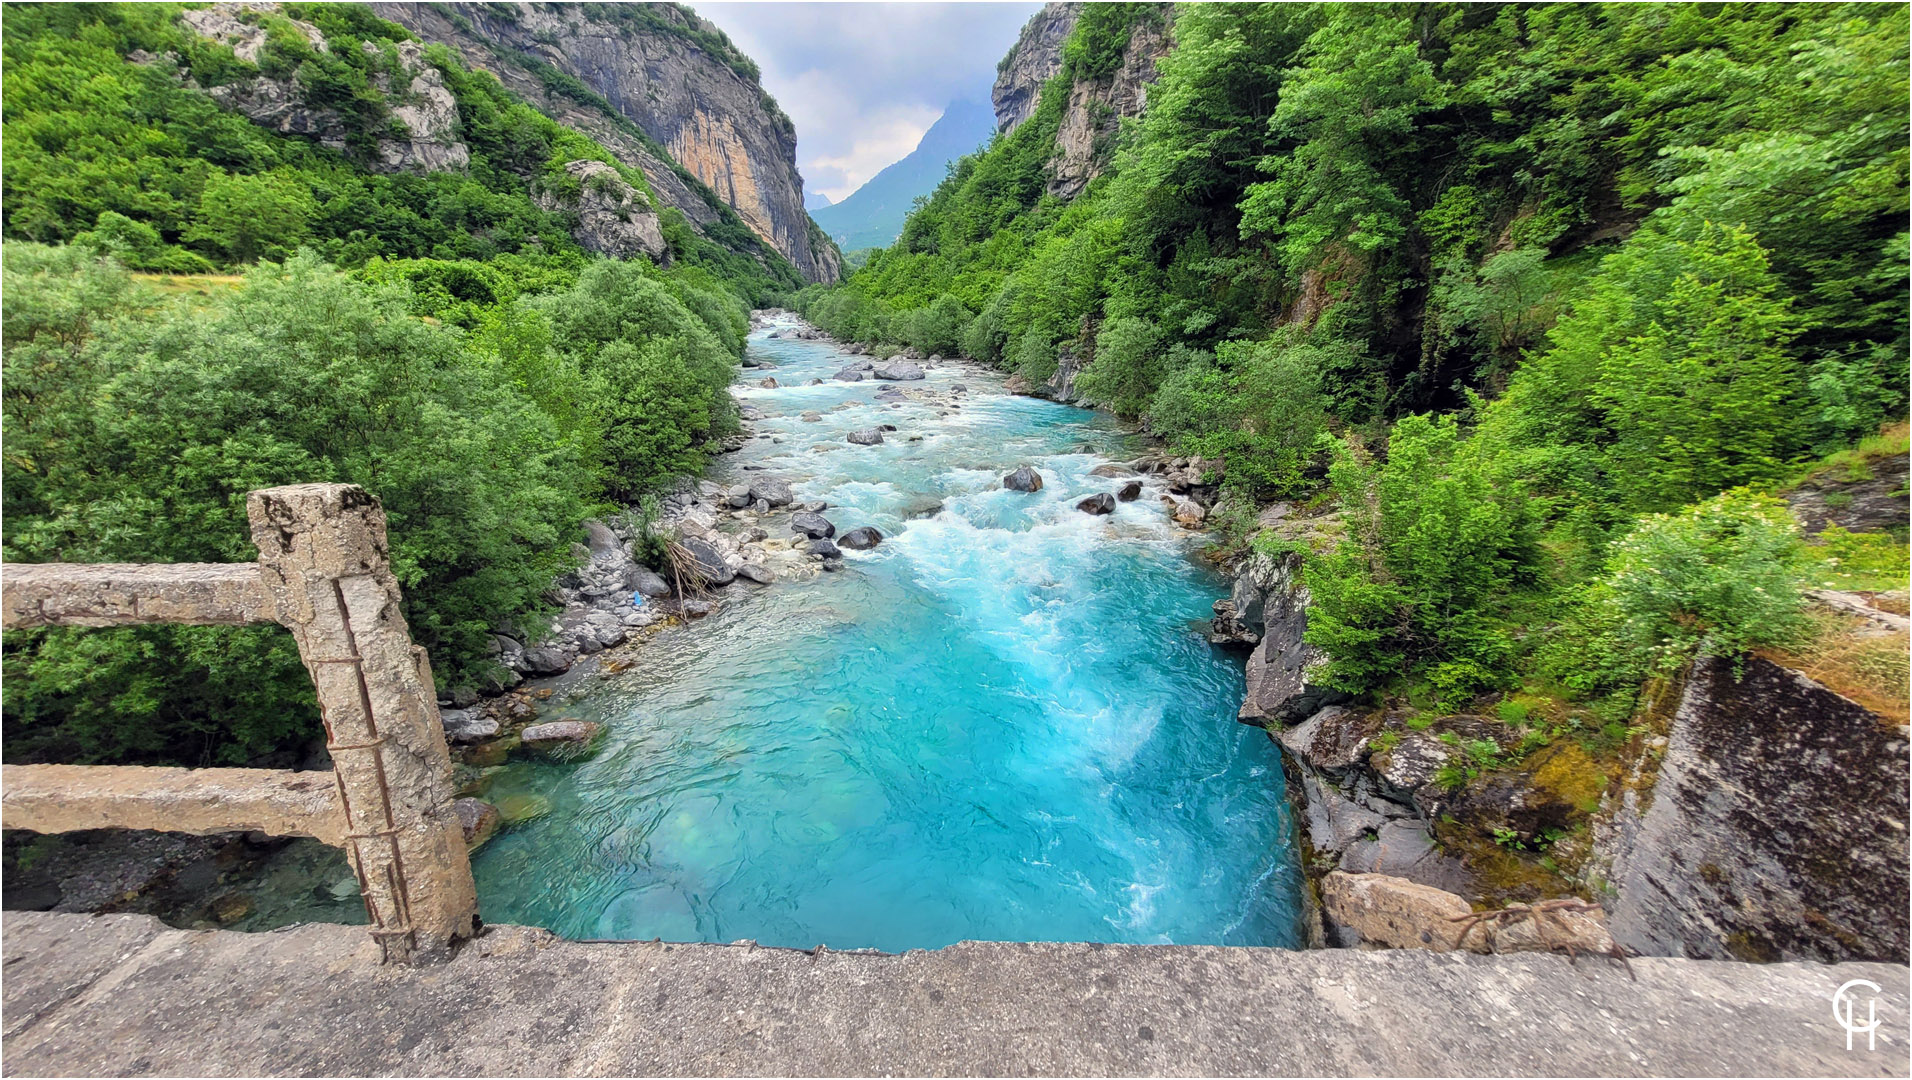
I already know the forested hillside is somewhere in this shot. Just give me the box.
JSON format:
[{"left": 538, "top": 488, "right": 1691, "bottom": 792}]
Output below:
[
  {"left": 794, "top": 2, "right": 1909, "bottom": 714},
  {"left": 1, "top": 2, "right": 787, "bottom": 765}
]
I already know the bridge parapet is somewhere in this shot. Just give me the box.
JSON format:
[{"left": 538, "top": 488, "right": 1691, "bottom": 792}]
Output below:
[{"left": 0, "top": 484, "right": 478, "bottom": 963}]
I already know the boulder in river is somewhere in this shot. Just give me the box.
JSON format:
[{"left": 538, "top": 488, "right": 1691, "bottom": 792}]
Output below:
[
  {"left": 808, "top": 538, "right": 843, "bottom": 559},
  {"left": 737, "top": 563, "right": 776, "bottom": 584},
  {"left": 838, "top": 526, "right": 882, "bottom": 550},
  {"left": 453, "top": 798, "right": 500, "bottom": 851},
  {"left": 1003, "top": 466, "right": 1044, "bottom": 492},
  {"left": 738, "top": 405, "right": 767, "bottom": 421},
  {"left": 790, "top": 512, "right": 836, "bottom": 539},
  {"left": 748, "top": 477, "right": 794, "bottom": 507},
  {"left": 807, "top": 378, "right": 824, "bottom": 386},
  {"left": 516, "top": 644, "right": 571, "bottom": 677},
  {"left": 1089, "top": 464, "right": 1134, "bottom": 479},
  {"left": 832, "top": 368, "right": 867, "bottom": 382},
  {"left": 758, "top": 377, "right": 778, "bottom": 388},
  {"left": 519, "top": 719, "right": 605, "bottom": 761},
  {"left": 1076, "top": 492, "right": 1116, "bottom": 516},
  {"left": 675, "top": 536, "right": 735, "bottom": 586},
  {"left": 846, "top": 428, "right": 884, "bottom": 445},
  {"left": 800, "top": 411, "right": 822, "bottom": 422},
  {"left": 1117, "top": 479, "right": 1144, "bottom": 502},
  {"left": 874, "top": 361, "right": 925, "bottom": 381}
]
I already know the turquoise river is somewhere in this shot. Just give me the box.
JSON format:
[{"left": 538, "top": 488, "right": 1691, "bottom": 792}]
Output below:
[{"left": 468, "top": 317, "right": 1306, "bottom": 951}]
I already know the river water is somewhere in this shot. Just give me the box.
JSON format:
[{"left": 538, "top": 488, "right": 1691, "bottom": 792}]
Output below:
[{"left": 468, "top": 318, "right": 1305, "bottom": 951}]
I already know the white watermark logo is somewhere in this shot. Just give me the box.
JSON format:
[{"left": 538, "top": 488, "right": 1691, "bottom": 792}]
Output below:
[{"left": 1833, "top": 979, "right": 1883, "bottom": 1051}]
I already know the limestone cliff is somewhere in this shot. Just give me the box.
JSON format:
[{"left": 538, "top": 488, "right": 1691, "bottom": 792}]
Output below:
[
  {"left": 368, "top": 2, "right": 838, "bottom": 283},
  {"left": 992, "top": 3, "right": 1079, "bottom": 134},
  {"left": 1046, "top": 18, "right": 1170, "bottom": 199}
]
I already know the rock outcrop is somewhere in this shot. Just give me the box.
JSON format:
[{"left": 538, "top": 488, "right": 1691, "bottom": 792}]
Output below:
[
  {"left": 1046, "top": 17, "right": 1170, "bottom": 199},
  {"left": 992, "top": 3, "right": 1081, "bottom": 134},
  {"left": 368, "top": 2, "right": 839, "bottom": 282},
  {"left": 1592, "top": 654, "right": 1910, "bottom": 963},
  {"left": 536, "top": 160, "right": 666, "bottom": 262},
  {"left": 183, "top": 8, "right": 470, "bottom": 173}
]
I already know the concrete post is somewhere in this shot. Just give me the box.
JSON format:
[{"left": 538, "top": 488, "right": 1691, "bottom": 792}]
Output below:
[{"left": 247, "top": 484, "right": 477, "bottom": 963}]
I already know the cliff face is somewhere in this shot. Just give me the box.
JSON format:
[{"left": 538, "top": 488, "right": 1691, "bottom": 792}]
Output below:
[
  {"left": 1046, "top": 19, "right": 1170, "bottom": 199},
  {"left": 369, "top": 2, "right": 838, "bottom": 283},
  {"left": 991, "top": 3, "right": 1079, "bottom": 134},
  {"left": 990, "top": 4, "right": 1169, "bottom": 200}
]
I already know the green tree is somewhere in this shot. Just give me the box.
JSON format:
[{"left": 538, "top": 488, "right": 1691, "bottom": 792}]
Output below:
[{"left": 184, "top": 170, "right": 317, "bottom": 264}]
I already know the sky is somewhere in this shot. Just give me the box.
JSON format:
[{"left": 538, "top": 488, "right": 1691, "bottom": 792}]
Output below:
[{"left": 693, "top": 2, "right": 1043, "bottom": 203}]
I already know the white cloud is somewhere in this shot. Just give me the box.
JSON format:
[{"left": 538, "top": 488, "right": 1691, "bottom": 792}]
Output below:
[{"left": 692, "top": 2, "right": 1041, "bottom": 201}]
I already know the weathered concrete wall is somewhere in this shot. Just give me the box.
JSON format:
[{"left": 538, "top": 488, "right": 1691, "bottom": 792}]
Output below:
[
  {"left": 4, "top": 911, "right": 1906, "bottom": 1076},
  {"left": 1596, "top": 654, "right": 1911, "bottom": 963},
  {"left": 0, "top": 765, "right": 345, "bottom": 847}
]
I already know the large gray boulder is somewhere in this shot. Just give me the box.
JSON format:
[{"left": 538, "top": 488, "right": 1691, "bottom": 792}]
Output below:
[
  {"left": 519, "top": 720, "right": 606, "bottom": 761},
  {"left": 675, "top": 537, "right": 735, "bottom": 586},
  {"left": 838, "top": 526, "right": 882, "bottom": 550},
  {"left": 832, "top": 368, "right": 868, "bottom": 382},
  {"left": 873, "top": 361, "right": 925, "bottom": 381},
  {"left": 1003, "top": 466, "right": 1044, "bottom": 492},
  {"left": 631, "top": 568, "right": 672, "bottom": 599},
  {"left": 1596, "top": 654, "right": 1911, "bottom": 963},
  {"left": 748, "top": 477, "right": 795, "bottom": 507},
  {"left": 536, "top": 159, "right": 666, "bottom": 261},
  {"left": 581, "top": 519, "right": 621, "bottom": 560},
  {"left": 846, "top": 428, "right": 884, "bottom": 445},
  {"left": 1237, "top": 553, "right": 1349, "bottom": 726},
  {"left": 1075, "top": 493, "right": 1116, "bottom": 516},
  {"left": 790, "top": 512, "right": 836, "bottom": 539}
]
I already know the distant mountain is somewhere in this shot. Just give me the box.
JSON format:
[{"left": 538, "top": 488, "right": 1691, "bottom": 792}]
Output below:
[
  {"left": 805, "top": 190, "right": 834, "bottom": 210},
  {"left": 810, "top": 98, "right": 996, "bottom": 252}
]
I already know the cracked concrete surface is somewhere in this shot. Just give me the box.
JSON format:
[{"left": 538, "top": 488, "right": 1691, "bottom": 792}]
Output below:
[{"left": 2, "top": 912, "right": 1906, "bottom": 1076}]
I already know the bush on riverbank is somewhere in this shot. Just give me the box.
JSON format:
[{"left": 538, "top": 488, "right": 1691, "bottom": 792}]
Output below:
[{"left": 1, "top": 244, "right": 747, "bottom": 766}]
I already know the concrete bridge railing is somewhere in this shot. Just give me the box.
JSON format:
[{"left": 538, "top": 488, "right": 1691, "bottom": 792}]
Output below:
[{"left": 0, "top": 484, "right": 477, "bottom": 963}]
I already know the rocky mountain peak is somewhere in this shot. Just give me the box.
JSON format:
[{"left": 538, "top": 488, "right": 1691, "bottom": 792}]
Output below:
[{"left": 991, "top": 3, "right": 1080, "bottom": 134}]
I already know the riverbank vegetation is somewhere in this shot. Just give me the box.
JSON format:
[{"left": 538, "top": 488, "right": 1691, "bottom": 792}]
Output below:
[
  {"left": 1, "top": 3, "right": 784, "bottom": 765},
  {"left": 790, "top": 2, "right": 1909, "bottom": 719}
]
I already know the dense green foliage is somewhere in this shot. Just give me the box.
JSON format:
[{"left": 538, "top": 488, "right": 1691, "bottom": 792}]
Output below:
[
  {"left": 1, "top": 2, "right": 797, "bottom": 298},
  {"left": 794, "top": 2, "right": 1908, "bottom": 706},
  {"left": 0, "top": 2, "right": 789, "bottom": 766}
]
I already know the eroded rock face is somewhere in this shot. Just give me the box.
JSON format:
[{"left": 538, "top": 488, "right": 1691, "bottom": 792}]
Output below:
[
  {"left": 368, "top": 2, "right": 839, "bottom": 282},
  {"left": 992, "top": 3, "right": 1081, "bottom": 134},
  {"left": 1236, "top": 553, "right": 1348, "bottom": 726},
  {"left": 1784, "top": 451, "right": 1910, "bottom": 535},
  {"left": 1047, "top": 18, "right": 1170, "bottom": 200},
  {"left": 1595, "top": 654, "right": 1911, "bottom": 963},
  {"left": 1322, "top": 871, "right": 1472, "bottom": 951},
  {"left": 185, "top": 12, "right": 470, "bottom": 174},
  {"left": 536, "top": 160, "right": 666, "bottom": 262}
]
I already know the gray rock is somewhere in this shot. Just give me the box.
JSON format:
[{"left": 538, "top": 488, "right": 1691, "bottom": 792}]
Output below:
[
  {"left": 808, "top": 539, "right": 842, "bottom": 559},
  {"left": 1322, "top": 871, "right": 1473, "bottom": 951},
  {"left": 790, "top": 512, "right": 836, "bottom": 539},
  {"left": 820, "top": 557, "right": 845, "bottom": 572},
  {"left": 846, "top": 428, "right": 884, "bottom": 445},
  {"left": 873, "top": 361, "right": 925, "bottom": 381},
  {"left": 837, "top": 526, "right": 882, "bottom": 550},
  {"left": 1237, "top": 553, "right": 1350, "bottom": 726},
  {"left": 832, "top": 368, "right": 868, "bottom": 382},
  {"left": 800, "top": 411, "right": 823, "bottom": 422},
  {"left": 516, "top": 645, "right": 571, "bottom": 677},
  {"left": 724, "top": 485, "right": 753, "bottom": 509},
  {"left": 1598, "top": 654, "right": 1910, "bottom": 963},
  {"left": 632, "top": 568, "right": 672, "bottom": 599},
  {"left": 1003, "top": 466, "right": 1044, "bottom": 492},
  {"left": 738, "top": 405, "right": 767, "bottom": 421},
  {"left": 1089, "top": 463, "right": 1135, "bottom": 478},
  {"left": 535, "top": 160, "right": 665, "bottom": 261},
  {"left": 675, "top": 537, "right": 735, "bottom": 587},
  {"left": 439, "top": 708, "right": 500, "bottom": 744},
  {"left": 519, "top": 720, "right": 605, "bottom": 760},
  {"left": 1076, "top": 493, "right": 1116, "bottom": 515},
  {"left": 1117, "top": 479, "right": 1143, "bottom": 502},
  {"left": 581, "top": 520, "right": 621, "bottom": 560},
  {"left": 748, "top": 477, "right": 795, "bottom": 507},
  {"left": 452, "top": 798, "right": 500, "bottom": 850},
  {"left": 737, "top": 563, "right": 776, "bottom": 584},
  {"left": 758, "top": 377, "right": 778, "bottom": 388}
]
